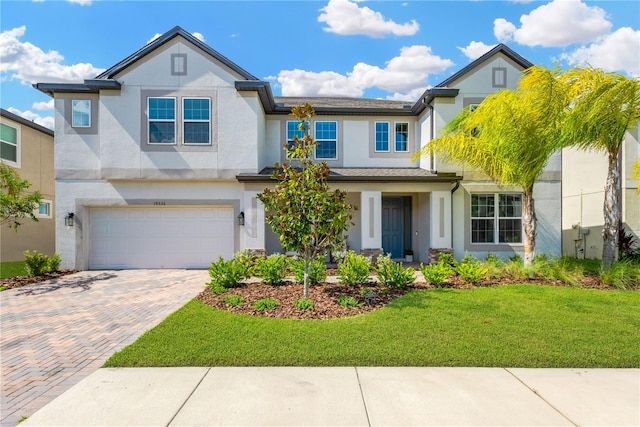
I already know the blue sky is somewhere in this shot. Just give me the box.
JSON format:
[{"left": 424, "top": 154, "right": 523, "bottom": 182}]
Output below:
[{"left": 1, "top": 0, "right": 639, "bottom": 129}]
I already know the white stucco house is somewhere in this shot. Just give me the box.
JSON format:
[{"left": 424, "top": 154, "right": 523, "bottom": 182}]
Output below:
[{"left": 35, "top": 26, "right": 561, "bottom": 270}]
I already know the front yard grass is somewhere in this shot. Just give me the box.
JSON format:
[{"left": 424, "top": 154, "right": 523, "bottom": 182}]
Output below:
[
  {"left": 0, "top": 261, "right": 26, "bottom": 279},
  {"left": 105, "top": 284, "right": 640, "bottom": 368}
]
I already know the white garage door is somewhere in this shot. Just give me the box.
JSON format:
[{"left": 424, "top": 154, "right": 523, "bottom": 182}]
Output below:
[{"left": 89, "top": 207, "right": 234, "bottom": 269}]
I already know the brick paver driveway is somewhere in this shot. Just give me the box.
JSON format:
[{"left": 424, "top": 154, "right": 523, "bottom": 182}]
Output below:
[{"left": 0, "top": 269, "right": 209, "bottom": 427}]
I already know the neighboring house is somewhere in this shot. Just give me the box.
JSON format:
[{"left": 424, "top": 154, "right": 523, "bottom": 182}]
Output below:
[
  {"left": 562, "top": 139, "right": 639, "bottom": 259},
  {"left": 0, "top": 108, "right": 55, "bottom": 262},
  {"left": 34, "top": 26, "right": 561, "bottom": 270}
]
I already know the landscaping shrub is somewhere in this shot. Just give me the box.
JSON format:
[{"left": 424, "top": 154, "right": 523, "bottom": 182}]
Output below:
[
  {"left": 337, "top": 250, "right": 371, "bottom": 285},
  {"left": 337, "top": 295, "right": 361, "bottom": 308},
  {"left": 24, "top": 250, "right": 60, "bottom": 276},
  {"left": 482, "top": 254, "right": 505, "bottom": 281},
  {"left": 437, "top": 252, "right": 458, "bottom": 269},
  {"left": 253, "top": 298, "right": 279, "bottom": 311},
  {"left": 600, "top": 260, "right": 640, "bottom": 289},
  {"left": 209, "top": 284, "right": 227, "bottom": 295},
  {"left": 420, "top": 262, "right": 452, "bottom": 288},
  {"left": 255, "top": 253, "right": 289, "bottom": 286},
  {"left": 618, "top": 225, "right": 640, "bottom": 262},
  {"left": 375, "top": 255, "right": 415, "bottom": 288},
  {"left": 532, "top": 255, "right": 583, "bottom": 286},
  {"left": 291, "top": 255, "right": 327, "bottom": 285},
  {"left": 208, "top": 256, "right": 247, "bottom": 289},
  {"left": 219, "top": 294, "right": 244, "bottom": 307},
  {"left": 456, "top": 261, "right": 487, "bottom": 285},
  {"left": 295, "top": 298, "right": 314, "bottom": 311},
  {"left": 233, "top": 250, "right": 258, "bottom": 278}
]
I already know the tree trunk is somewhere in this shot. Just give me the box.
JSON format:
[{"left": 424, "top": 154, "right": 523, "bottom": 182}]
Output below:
[
  {"left": 522, "top": 188, "right": 537, "bottom": 267},
  {"left": 303, "top": 257, "right": 310, "bottom": 298},
  {"left": 602, "top": 149, "right": 621, "bottom": 270}
]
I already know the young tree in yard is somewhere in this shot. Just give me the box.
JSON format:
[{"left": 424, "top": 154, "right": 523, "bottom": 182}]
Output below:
[
  {"left": 258, "top": 104, "right": 356, "bottom": 297},
  {"left": 560, "top": 68, "right": 640, "bottom": 269},
  {"left": 0, "top": 162, "right": 42, "bottom": 230},
  {"left": 412, "top": 66, "right": 567, "bottom": 267}
]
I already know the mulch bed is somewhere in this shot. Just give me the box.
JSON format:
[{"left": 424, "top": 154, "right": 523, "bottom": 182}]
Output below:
[
  {"left": 2, "top": 268, "right": 612, "bottom": 320},
  {"left": 0, "top": 270, "right": 79, "bottom": 290},
  {"left": 197, "top": 272, "right": 611, "bottom": 320}
]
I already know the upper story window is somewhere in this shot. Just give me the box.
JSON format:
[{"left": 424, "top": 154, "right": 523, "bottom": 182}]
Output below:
[
  {"left": 71, "top": 100, "right": 91, "bottom": 128},
  {"left": 286, "top": 121, "right": 308, "bottom": 150},
  {"left": 471, "top": 193, "right": 522, "bottom": 244},
  {"left": 315, "top": 121, "right": 337, "bottom": 160},
  {"left": 395, "top": 122, "right": 409, "bottom": 152},
  {"left": 0, "top": 122, "right": 18, "bottom": 166},
  {"left": 375, "top": 122, "right": 390, "bottom": 152},
  {"left": 183, "top": 98, "right": 210, "bottom": 144},
  {"left": 148, "top": 97, "right": 176, "bottom": 144},
  {"left": 373, "top": 121, "right": 410, "bottom": 154}
]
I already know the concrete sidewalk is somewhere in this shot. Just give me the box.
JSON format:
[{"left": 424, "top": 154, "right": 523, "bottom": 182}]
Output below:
[{"left": 22, "top": 367, "right": 639, "bottom": 426}]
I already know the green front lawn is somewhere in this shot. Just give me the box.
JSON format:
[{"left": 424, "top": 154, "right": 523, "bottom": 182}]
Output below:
[
  {"left": 0, "top": 261, "right": 26, "bottom": 279},
  {"left": 105, "top": 285, "right": 640, "bottom": 368}
]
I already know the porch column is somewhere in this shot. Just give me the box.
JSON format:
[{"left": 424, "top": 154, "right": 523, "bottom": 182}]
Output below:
[
  {"left": 430, "top": 190, "right": 452, "bottom": 248},
  {"left": 242, "top": 191, "right": 265, "bottom": 254},
  {"left": 360, "top": 191, "right": 382, "bottom": 252}
]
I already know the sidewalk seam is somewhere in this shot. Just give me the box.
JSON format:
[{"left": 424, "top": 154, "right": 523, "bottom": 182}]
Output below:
[
  {"left": 354, "top": 367, "right": 372, "bottom": 427},
  {"left": 504, "top": 368, "right": 578, "bottom": 427},
  {"left": 166, "top": 368, "right": 210, "bottom": 427}
]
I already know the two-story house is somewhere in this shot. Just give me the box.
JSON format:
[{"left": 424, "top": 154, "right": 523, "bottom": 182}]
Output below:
[
  {"left": 1, "top": 108, "right": 56, "bottom": 262},
  {"left": 34, "top": 26, "right": 561, "bottom": 270}
]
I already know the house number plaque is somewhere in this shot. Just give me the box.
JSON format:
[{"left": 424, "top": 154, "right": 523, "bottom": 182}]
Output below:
[{"left": 153, "top": 201, "right": 166, "bottom": 205}]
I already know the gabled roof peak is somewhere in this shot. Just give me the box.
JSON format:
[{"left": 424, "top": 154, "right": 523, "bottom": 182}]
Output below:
[{"left": 95, "top": 26, "right": 258, "bottom": 81}]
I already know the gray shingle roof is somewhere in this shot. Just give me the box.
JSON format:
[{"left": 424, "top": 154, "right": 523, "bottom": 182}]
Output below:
[{"left": 237, "top": 167, "right": 462, "bottom": 183}]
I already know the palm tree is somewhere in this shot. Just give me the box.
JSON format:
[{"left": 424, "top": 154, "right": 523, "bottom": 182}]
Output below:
[
  {"left": 560, "top": 68, "right": 640, "bottom": 269},
  {"left": 413, "top": 66, "right": 567, "bottom": 266}
]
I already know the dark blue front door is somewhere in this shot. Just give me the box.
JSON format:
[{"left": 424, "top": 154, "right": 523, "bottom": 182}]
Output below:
[{"left": 382, "top": 197, "right": 404, "bottom": 259}]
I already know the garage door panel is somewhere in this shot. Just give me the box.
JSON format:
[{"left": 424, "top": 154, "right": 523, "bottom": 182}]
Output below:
[{"left": 89, "top": 207, "right": 234, "bottom": 269}]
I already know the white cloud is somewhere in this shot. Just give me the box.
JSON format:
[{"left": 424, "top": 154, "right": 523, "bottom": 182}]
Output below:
[
  {"left": 494, "top": 0, "right": 611, "bottom": 47},
  {"left": 318, "top": 0, "right": 419, "bottom": 38},
  {"left": 32, "top": 100, "right": 54, "bottom": 111},
  {"left": 147, "top": 33, "right": 162, "bottom": 44},
  {"left": 67, "top": 0, "right": 92, "bottom": 5},
  {"left": 277, "top": 45, "right": 453, "bottom": 98},
  {"left": 458, "top": 41, "right": 497, "bottom": 60},
  {"left": 561, "top": 27, "right": 640, "bottom": 77},
  {"left": 0, "top": 26, "right": 104, "bottom": 84},
  {"left": 7, "top": 107, "right": 54, "bottom": 130},
  {"left": 192, "top": 32, "right": 205, "bottom": 42},
  {"left": 385, "top": 87, "right": 428, "bottom": 102}
]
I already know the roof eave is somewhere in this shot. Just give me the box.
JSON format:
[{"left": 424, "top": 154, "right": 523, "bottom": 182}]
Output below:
[
  {"left": 236, "top": 173, "right": 463, "bottom": 183},
  {"left": 412, "top": 88, "right": 460, "bottom": 114},
  {"left": 33, "top": 79, "right": 121, "bottom": 97}
]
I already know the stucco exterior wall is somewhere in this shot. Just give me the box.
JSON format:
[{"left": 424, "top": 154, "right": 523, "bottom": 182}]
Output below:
[
  {"left": 1, "top": 115, "right": 55, "bottom": 261},
  {"left": 562, "top": 129, "right": 640, "bottom": 259}
]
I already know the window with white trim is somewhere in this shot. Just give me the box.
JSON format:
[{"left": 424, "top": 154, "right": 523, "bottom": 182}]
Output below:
[
  {"left": 394, "top": 122, "right": 409, "bottom": 152},
  {"left": 375, "top": 122, "right": 390, "bottom": 152},
  {"left": 471, "top": 193, "right": 522, "bottom": 244},
  {"left": 0, "top": 122, "right": 18, "bottom": 165},
  {"left": 286, "top": 120, "right": 308, "bottom": 150},
  {"left": 183, "top": 98, "right": 210, "bottom": 144},
  {"left": 71, "top": 100, "right": 91, "bottom": 128},
  {"left": 315, "top": 121, "right": 337, "bottom": 159},
  {"left": 148, "top": 97, "right": 176, "bottom": 144},
  {"left": 35, "top": 200, "right": 52, "bottom": 218}
]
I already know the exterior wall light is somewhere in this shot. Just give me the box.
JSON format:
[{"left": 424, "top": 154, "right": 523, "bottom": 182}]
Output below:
[
  {"left": 65, "top": 212, "right": 75, "bottom": 227},
  {"left": 237, "top": 211, "right": 245, "bottom": 226}
]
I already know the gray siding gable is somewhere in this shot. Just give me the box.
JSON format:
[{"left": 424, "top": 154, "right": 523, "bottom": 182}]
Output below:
[{"left": 96, "top": 26, "right": 258, "bottom": 81}]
